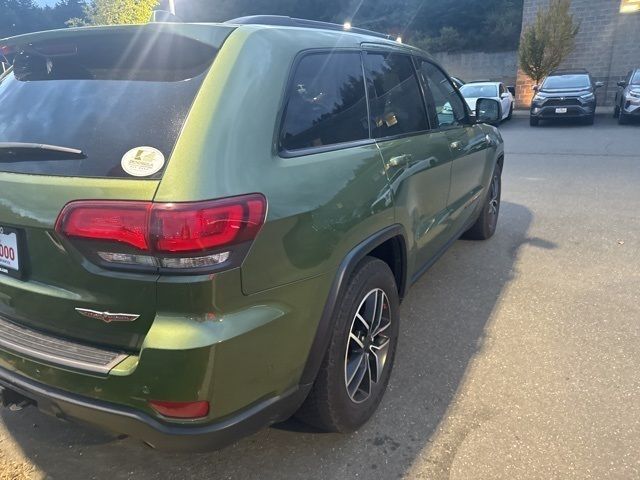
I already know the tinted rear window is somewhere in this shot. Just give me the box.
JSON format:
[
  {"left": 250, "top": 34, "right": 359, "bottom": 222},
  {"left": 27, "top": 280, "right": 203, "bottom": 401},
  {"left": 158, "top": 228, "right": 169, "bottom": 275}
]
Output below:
[
  {"left": 280, "top": 52, "right": 369, "bottom": 152},
  {"left": 542, "top": 74, "right": 591, "bottom": 90},
  {"left": 0, "top": 32, "right": 216, "bottom": 178}
]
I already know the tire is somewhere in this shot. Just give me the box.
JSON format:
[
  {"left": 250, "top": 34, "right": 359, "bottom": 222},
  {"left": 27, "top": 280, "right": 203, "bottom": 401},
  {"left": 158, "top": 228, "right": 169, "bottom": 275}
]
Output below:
[
  {"left": 506, "top": 102, "right": 513, "bottom": 120},
  {"left": 618, "top": 109, "right": 629, "bottom": 125},
  {"left": 529, "top": 116, "right": 539, "bottom": 127},
  {"left": 463, "top": 162, "right": 502, "bottom": 241},
  {"left": 296, "top": 257, "right": 400, "bottom": 432}
]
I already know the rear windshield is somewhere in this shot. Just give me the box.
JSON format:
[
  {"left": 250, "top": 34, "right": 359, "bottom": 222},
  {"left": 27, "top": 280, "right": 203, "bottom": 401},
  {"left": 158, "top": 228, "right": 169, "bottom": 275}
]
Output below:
[
  {"left": 542, "top": 74, "right": 590, "bottom": 90},
  {"left": 0, "top": 32, "right": 217, "bottom": 178}
]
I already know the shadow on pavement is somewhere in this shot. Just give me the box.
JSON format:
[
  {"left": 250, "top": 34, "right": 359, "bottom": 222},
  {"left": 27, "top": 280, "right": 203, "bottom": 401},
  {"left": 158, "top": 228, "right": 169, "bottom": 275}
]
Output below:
[{"left": 1, "top": 201, "right": 555, "bottom": 480}]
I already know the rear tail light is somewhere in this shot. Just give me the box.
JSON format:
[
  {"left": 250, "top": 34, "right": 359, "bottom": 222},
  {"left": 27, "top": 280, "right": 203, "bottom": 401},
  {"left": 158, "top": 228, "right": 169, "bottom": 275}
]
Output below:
[
  {"left": 149, "top": 400, "right": 210, "bottom": 419},
  {"left": 55, "top": 194, "right": 266, "bottom": 273}
]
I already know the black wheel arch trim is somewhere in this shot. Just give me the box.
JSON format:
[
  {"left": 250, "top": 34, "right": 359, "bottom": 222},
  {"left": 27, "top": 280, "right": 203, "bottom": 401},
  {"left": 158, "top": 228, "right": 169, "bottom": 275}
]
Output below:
[{"left": 299, "top": 224, "right": 408, "bottom": 386}]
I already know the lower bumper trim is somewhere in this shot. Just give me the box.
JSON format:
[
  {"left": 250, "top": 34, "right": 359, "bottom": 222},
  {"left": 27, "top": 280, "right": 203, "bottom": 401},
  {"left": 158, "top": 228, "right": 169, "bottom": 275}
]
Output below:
[{"left": 0, "top": 366, "right": 310, "bottom": 452}]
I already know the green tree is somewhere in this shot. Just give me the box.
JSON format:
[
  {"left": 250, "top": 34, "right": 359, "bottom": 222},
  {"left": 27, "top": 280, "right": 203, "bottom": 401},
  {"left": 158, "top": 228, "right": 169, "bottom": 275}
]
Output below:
[
  {"left": 519, "top": 0, "right": 579, "bottom": 85},
  {"left": 482, "top": 0, "right": 524, "bottom": 51},
  {"left": 46, "top": 0, "right": 85, "bottom": 27},
  {"left": 70, "top": 0, "right": 159, "bottom": 26},
  {"left": 1, "top": 0, "right": 48, "bottom": 38},
  {"left": 413, "top": 27, "right": 468, "bottom": 53}
]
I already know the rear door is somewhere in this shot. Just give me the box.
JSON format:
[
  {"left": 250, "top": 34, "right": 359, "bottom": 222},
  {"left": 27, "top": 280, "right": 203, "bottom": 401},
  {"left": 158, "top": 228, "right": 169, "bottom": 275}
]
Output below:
[
  {"left": 363, "top": 50, "right": 453, "bottom": 274},
  {"left": 0, "top": 28, "right": 223, "bottom": 350}
]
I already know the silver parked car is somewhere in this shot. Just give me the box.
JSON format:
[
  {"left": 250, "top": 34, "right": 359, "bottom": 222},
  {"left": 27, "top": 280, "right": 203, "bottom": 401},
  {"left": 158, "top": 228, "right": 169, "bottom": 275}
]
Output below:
[{"left": 614, "top": 69, "right": 640, "bottom": 124}]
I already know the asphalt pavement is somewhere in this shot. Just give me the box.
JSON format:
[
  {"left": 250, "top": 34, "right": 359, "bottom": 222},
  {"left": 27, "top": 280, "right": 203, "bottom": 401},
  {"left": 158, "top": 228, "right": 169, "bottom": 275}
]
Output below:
[{"left": 1, "top": 111, "right": 639, "bottom": 479}]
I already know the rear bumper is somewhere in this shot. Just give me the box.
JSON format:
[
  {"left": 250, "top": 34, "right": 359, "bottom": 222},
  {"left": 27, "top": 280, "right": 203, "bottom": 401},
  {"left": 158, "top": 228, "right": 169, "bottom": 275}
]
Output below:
[
  {"left": 0, "top": 270, "right": 331, "bottom": 450},
  {"left": 0, "top": 366, "right": 309, "bottom": 452}
]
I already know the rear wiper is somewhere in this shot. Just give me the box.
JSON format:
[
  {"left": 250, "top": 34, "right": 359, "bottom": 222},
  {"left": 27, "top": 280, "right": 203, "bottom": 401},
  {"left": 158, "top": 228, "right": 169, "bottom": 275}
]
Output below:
[{"left": 0, "top": 142, "right": 85, "bottom": 161}]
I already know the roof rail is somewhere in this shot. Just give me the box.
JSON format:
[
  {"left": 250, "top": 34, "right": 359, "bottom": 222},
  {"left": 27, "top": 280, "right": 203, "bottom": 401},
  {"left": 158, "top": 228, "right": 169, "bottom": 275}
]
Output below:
[{"left": 224, "top": 15, "right": 394, "bottom": 41}]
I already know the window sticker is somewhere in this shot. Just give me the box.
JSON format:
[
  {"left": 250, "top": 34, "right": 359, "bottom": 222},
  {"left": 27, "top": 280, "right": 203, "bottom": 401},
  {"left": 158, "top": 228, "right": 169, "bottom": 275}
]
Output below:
[{"left": 121, "top": 147, "right": 165, "bottom": 177}]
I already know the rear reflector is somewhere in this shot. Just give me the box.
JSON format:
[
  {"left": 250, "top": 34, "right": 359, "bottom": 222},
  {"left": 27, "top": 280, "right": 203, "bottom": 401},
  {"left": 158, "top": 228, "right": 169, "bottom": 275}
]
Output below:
[
  {"left": 55, "top": 194, "right": 266, "bottom": 271},
  {"left": 149, "top": 400, "right": 210, "bottom": 419}
]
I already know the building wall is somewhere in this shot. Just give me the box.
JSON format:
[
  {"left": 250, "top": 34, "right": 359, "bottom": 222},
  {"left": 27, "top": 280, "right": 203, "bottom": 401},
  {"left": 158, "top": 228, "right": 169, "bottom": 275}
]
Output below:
[
  {"left": 432, "top": 51, "right": 519, "bottom": 88},
  {"left": 516, "top": 0, "right": 640, "bottom": 107}
]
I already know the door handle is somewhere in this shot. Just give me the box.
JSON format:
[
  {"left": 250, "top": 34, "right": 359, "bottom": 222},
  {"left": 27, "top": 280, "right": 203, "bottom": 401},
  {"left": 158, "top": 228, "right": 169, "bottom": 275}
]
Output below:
[{"left": 388, "top": 154, "right": 412, "bottom": 167}]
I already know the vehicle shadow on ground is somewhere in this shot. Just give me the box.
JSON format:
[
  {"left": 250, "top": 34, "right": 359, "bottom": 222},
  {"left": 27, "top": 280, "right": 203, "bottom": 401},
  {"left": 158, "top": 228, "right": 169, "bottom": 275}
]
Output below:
[{"left": 1, "top": 202, "right": 556, "bottom": 480}]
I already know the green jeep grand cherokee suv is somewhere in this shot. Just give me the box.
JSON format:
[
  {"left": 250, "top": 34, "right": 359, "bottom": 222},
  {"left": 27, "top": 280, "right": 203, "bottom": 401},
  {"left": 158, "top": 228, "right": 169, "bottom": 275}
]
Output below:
[{"left": 0, "top": 16, "right": 503, "bottom": 450}]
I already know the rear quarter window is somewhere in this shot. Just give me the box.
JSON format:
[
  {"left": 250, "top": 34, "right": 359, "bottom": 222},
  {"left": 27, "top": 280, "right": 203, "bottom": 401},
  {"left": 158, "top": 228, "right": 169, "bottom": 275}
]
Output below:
[{"left": 279, "top": 51, "right": 370, "bottom": 152}]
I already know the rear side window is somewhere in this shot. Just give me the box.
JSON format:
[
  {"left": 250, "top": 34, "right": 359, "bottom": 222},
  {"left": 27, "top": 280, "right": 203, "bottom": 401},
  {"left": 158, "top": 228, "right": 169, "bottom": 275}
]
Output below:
[
  {"left": 0, "top": 32, "right": 217, "bottom": 178},
  {"left": 280, "top": 52, "right": 369, "bottom": 152},
  {"left": 363, "top": 52, "right": 428, "bottom": 138}
]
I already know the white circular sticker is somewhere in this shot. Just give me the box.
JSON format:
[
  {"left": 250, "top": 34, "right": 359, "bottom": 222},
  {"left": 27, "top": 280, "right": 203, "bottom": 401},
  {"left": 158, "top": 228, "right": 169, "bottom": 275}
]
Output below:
[{"left": 121, "top": 147, "right": 165, "bottom": 177}]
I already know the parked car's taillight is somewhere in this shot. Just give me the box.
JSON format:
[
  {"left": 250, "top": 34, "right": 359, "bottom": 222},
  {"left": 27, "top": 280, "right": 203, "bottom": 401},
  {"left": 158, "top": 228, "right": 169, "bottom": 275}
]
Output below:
[{"left": 55, "top": 194, "right": 267, "bottom": 273}]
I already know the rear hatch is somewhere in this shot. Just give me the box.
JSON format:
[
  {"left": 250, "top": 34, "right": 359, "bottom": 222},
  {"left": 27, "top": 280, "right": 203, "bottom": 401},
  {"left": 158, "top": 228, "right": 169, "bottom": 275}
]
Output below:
[{"left": 0, "top": 24, "right": 232, "bottom": 351}]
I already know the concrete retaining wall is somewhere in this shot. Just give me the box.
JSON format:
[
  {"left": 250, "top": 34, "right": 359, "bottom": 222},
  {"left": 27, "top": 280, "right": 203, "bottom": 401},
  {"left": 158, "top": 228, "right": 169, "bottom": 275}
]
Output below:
[{"left": 431, "top": 50, "right": 519, "bottom": 88}]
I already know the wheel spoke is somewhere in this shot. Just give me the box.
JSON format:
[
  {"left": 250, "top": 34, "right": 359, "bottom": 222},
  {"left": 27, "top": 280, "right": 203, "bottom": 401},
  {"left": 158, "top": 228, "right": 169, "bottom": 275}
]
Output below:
[
  {"left": 372, "top": 315, "right": 390, "bottom": 337},
  {"left": 348, "top": 353, "right": 368, "bottom": 398},
  {"left": 372, "top": 290, "right": 384, "bottom": 335},
  {"left": 488, "top": 174, "right": 500, "bottom": 216},
  {"left": 346, "top": 352, "right": 365, "bottom": 386},
  {"left": 361, "top": 353, "right": 372, "bottom": 398},
  {"left": 363, "top": 292, "right": 378, "bottom": 332},
  {"left": 355, "top": 312, "right": 370, "bottom": 332},
  {"left": 369, "top": 337, "right": 390, "bottom": 383},
  {"left": 349, "top": 332, "right": 364, "bottom": 349}
]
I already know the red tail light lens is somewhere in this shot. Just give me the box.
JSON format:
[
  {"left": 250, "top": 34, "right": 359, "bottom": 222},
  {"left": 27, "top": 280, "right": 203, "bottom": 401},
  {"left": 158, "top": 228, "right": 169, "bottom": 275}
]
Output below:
[
  {"left": 149, "top": 400, "right": 210, "bottom": 419},
  {"left": 151, "top": 196, "right": 266, "bottom": 253},
  {"left": 56, "top": 201, "right": 152, "bottom": 250},
  {"left": 55, "top": 194, "right": 267, "bottom": 271}
]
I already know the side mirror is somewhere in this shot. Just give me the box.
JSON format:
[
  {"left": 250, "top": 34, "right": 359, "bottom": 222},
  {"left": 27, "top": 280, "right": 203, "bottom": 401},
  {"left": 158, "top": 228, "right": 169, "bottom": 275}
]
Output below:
[
  {"left": 500, "top": 92, "right": 510, "bottom": 99},
  {"left": 507, "top": 86, "right": 516, "bottom": 96},
  {"left": 475, "top": 98, "right": 501, "bottom": 126},
  {"left": 532, "top": 85, "right": 539, "bottom": 92},
  {"left": 617, "top": 80, "right": 627, "bottom": 88},
  {"left": 595, "top": 81, "right": 604, "bottom": 88}
]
